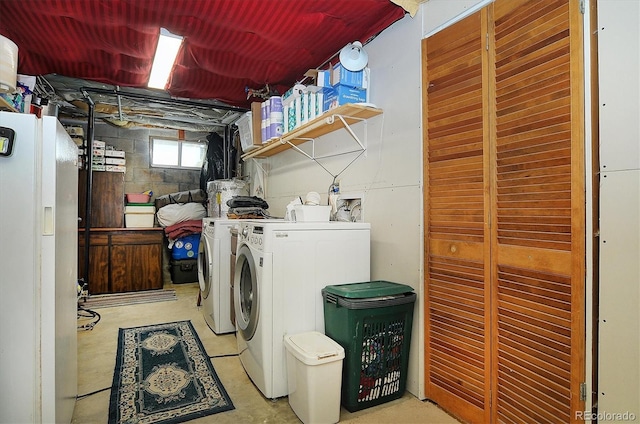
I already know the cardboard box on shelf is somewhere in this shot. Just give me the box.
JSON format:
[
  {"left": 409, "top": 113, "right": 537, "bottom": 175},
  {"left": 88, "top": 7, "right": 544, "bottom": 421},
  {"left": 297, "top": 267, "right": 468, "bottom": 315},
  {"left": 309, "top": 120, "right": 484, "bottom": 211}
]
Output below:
[
  {"left": 105, "top": 157, "right": 126, "bottom": 166},
  {"left": 323, "top": 85, "right": 367, "bottom": 111},
  {"left": 304, "top": 69, "right": 331, "bottom": 87},
  {"left": 104, "top": 150, "right": 125, "bottom": 158},
  {"left": 106, "top": 165, "right": 126, "bottom": 173},
  {"left": 330, "top": 63, "right": 370, "bottom": 89}
]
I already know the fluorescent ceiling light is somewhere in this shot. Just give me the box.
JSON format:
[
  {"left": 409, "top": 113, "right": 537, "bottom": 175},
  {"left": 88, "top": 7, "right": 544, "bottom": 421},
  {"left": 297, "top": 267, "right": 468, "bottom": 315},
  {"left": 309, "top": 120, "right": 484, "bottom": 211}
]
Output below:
[{"left": 148, "top": 28, "right": 183, "bottom": 90}]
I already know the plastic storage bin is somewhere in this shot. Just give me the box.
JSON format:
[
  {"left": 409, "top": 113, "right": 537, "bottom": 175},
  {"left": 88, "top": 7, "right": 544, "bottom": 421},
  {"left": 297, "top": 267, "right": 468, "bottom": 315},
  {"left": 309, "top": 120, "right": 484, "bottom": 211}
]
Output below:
[
  {"left": 124, "top": 203, "right": 155, "bottom": 228},
  {"left": 170, "top": 259, "right": 198, "bottom": 284},
  {"left": 126, "top": 193, "right": 151, "bottom": 203},
  {"left": 171, "top": 234, "right": 200, "bottom": 260},
  {"left": 322, "top": 281, "right": 416, "bottom": 412},
  {"left": 284, "top": 331, "right": 345, "bottom": 424}
]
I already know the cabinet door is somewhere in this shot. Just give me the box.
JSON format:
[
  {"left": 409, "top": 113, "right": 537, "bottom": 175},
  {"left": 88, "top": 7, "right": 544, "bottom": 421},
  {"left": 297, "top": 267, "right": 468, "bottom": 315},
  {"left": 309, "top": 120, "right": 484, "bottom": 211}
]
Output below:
[
  {"left": 110, "top": 231, "right": 163, "bottom": 292},
  {"left": 78, "top": 233, "right": 110, "bottom": 295},
  {"left": 78, "top": 170, "right": 125, "bottom": 228},
  {"left": 110, "top": 244, "right": 163, "bottom": 292},
  {"left": 422, "top": 9, "right": 491, "bottom": 424}
]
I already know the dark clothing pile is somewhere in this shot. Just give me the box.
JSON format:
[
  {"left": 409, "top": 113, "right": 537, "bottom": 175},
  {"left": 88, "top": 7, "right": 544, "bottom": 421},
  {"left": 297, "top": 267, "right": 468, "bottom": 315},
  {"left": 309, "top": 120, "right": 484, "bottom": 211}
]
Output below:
[{"left": 226, "top": 196, "right": 269, "bottom": 219}]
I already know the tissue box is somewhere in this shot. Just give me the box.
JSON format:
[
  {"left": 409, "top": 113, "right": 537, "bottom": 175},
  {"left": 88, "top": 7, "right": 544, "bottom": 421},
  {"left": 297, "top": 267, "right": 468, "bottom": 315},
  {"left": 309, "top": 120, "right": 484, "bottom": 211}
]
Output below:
[
  {"left": 331, "top": 64, "right": 370, "bottom": 89},
  {"left": 293, "top": 205, "right": 331, "bottom": 222},
  {"left": 323, "top": 85, "right": 367, "bottom": 111}
]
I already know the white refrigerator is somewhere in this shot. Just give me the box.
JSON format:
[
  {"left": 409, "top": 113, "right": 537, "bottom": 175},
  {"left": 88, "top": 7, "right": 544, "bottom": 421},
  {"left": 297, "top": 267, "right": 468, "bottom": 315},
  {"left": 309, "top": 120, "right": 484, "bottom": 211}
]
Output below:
[{"left": 0, "top": 112, "right": 78, "bottom": 424}]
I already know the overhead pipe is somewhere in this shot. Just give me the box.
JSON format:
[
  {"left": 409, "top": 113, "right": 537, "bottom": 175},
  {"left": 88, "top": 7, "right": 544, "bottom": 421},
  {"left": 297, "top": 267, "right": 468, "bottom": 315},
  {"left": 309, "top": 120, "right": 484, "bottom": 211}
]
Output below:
[
  {"left": 115, "top": 85, "right": 123, "bottom": 121},
  {"left": 81, "top": 91, "right": 96, "bottom": 294},
  {"left": 80, "top": 86, "right": 249, "bottom": 113}
]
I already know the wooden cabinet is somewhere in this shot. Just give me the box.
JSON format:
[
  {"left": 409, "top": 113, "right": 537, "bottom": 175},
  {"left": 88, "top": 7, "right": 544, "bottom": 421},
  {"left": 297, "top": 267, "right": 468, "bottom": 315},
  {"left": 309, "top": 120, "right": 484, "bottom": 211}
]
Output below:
[
  {"left": 79, "top": 228, "right": 163, "bottom": 294},
  {"left": 78, "top": 170, "right": 125, "bottom": 228}
]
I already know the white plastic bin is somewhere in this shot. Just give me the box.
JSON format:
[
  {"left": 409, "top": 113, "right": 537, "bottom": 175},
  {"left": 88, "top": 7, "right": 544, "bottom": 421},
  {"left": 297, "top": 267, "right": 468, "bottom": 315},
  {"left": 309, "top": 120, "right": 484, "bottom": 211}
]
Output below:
[
  {"left": 284, "top": 331, "right": 345, "bottom": 424},
  {"left": 124, "top": 205, "right": 156, "bottom": 228}
]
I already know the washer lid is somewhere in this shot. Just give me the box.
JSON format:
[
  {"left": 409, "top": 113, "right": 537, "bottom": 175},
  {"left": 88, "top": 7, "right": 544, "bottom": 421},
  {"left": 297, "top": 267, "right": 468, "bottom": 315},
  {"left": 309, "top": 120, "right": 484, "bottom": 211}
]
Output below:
[{"left": 284, "top": 331, "right": 344, "bottom": 365}]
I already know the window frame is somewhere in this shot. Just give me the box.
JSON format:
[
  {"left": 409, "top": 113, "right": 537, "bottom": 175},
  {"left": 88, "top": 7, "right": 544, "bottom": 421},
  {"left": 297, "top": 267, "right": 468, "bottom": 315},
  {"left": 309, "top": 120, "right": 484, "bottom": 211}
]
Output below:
[{"left": 149, "top": 137, "right": 207, "bottom": 170}]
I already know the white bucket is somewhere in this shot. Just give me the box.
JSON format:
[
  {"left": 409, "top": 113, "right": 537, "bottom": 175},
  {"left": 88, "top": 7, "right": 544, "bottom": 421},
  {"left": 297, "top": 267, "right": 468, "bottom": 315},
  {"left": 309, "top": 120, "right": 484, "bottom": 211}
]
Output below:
[{"left": 0, "top": 35, "right": 18, "bottom": 93}]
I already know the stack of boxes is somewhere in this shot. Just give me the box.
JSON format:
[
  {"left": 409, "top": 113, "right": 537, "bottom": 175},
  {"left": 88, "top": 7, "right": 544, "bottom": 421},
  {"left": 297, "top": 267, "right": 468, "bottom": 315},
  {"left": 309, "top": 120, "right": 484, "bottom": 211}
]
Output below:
[
  {"left": 64, "top": 126, "right": 127, "bottom": 173},
  {"left": 282, "top": 64, "right": 369, "bottom": 135},
  {"left": 124, "top": 193, "right": 155, "bottom": 228},
  {"left": 92, "top": 141, "right": 126, "bottom": 173},
  {"left": 237, "top": 64, "right": 371, "bottom": 153},
  {"left": 324, "top": 64, "right": 369, "bottom": 110},
  {"left": 64, "top": 126, "right": 85, "bottom": 168}
]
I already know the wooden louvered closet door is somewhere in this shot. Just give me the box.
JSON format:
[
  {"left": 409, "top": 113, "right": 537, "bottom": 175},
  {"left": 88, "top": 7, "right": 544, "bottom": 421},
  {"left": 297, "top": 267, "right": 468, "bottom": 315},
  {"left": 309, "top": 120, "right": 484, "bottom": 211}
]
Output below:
[
  {"left": 422, "top": 1, "right": 585, "bottom": 423},
  {"left": 490, "top": 0, "right": 584, "bottom": 422},
  {"left": 423, "top": 9, "right": 491, "bottom": 424}
]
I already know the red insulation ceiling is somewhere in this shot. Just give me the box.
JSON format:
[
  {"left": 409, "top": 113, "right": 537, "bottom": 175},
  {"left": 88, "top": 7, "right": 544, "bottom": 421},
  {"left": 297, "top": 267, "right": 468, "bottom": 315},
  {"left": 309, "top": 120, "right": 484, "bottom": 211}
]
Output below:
[{"left": 0, "top": 0, "right": 405, "bottom": 108}]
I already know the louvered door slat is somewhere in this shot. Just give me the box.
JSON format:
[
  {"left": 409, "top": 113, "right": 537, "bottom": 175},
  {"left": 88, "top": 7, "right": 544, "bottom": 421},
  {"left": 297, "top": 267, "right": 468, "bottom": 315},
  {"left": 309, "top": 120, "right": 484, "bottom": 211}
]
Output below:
[
  {"left": 423, "top": 9, "right": 490, "bottom": 424},
  {"left": 491, "top": 1, "right": 584, "bottom": 422}
]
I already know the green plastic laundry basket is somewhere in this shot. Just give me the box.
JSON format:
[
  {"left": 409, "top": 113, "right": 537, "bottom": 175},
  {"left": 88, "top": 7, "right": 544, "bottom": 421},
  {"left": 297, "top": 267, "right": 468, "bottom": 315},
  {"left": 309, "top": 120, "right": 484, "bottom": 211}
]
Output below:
[{"left": 322, "top": 280, "right": 416, "bottom": 412}]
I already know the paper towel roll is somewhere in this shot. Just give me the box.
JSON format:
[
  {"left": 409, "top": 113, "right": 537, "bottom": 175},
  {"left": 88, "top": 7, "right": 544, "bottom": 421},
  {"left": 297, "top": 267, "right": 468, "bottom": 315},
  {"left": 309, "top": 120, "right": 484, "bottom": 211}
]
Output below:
[{"left": 0, "top": 35, "right": 18, "bottom": 93}]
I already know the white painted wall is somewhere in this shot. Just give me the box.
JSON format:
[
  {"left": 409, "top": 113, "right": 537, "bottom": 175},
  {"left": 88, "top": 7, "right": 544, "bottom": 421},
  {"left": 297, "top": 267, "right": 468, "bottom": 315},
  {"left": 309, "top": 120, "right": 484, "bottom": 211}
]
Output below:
[
  {"left": 245, "top": 0, "right": 614, "bottom": 409},
  {"left": 246, "top": 9, "right": 426, "bottom": 397},
  {"left": 597, "top": 0, "right": 640, "bottom": 420}
]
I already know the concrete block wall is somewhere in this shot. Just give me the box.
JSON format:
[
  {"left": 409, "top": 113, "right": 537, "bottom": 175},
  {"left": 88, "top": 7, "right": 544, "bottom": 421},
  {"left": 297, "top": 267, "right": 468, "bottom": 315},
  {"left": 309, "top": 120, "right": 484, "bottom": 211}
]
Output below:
[{"left": 92, "top": 123, "right": 206, "bottom": 198}]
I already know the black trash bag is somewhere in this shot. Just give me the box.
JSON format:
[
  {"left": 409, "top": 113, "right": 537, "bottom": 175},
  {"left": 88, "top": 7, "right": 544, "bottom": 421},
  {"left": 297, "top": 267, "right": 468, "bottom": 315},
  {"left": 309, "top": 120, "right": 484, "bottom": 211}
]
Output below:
[
  {"left": 199, "top": 131, "right": 239, "bottom": 190},
  {"left": 200, "top": 132, "right": 225, "bottom": 191}
]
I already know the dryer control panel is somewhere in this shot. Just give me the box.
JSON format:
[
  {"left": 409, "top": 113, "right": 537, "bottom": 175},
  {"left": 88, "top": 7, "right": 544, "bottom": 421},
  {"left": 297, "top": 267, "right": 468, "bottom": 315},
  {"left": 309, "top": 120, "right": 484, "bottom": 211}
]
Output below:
[{"left": 240, "top": 223, "right": 264, "bottom": 251}]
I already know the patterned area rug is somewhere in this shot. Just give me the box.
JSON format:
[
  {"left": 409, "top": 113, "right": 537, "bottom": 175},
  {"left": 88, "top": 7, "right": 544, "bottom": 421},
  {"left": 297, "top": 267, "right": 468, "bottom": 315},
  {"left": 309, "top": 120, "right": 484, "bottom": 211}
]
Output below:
[{"left": 109, "top": 321, "right": 234, "bottom": 424}]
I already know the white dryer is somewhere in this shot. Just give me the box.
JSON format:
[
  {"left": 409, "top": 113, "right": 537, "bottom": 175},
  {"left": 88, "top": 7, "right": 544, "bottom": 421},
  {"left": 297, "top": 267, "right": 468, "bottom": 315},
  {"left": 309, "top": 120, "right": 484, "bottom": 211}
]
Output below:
[
  {"left": 234, "top": 220, "right": 371, "bottom": 399},
  {"left": 198, "top": 218, "right": 239, "bottom": 334}
]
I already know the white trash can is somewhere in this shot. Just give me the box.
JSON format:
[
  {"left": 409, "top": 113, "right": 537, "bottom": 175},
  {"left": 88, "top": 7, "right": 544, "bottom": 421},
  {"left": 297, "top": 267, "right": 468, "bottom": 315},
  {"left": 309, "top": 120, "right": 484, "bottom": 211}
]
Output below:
[{"left": 284, "top": 331, "right": 345, "bottom": 424}]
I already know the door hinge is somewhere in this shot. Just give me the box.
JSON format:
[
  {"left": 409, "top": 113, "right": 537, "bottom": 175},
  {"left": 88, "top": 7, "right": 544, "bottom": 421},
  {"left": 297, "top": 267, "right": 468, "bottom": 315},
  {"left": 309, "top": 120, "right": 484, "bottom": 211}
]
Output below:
[
  {"left": 579, "top": 0, "right": 585, "bottom": 14},
  {"left": 486, "top": 33, "right": 489, "bottom": 51},
  {"left": 580, "top": 382, "right": 587, "bottom": 401}
]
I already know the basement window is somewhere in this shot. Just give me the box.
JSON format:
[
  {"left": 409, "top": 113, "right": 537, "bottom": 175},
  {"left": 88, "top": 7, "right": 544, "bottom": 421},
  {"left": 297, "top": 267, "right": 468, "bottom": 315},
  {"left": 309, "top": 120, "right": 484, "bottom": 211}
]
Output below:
[{"left": 150, "top": 137, "right": 206, "bottom": 169}]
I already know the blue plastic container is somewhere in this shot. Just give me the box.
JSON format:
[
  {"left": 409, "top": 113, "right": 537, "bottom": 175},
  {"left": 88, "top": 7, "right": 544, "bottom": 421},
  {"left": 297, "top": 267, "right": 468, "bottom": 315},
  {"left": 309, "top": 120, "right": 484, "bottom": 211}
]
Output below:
[{"left": 172, "top": 234, "right": 200, "bottom": 260}]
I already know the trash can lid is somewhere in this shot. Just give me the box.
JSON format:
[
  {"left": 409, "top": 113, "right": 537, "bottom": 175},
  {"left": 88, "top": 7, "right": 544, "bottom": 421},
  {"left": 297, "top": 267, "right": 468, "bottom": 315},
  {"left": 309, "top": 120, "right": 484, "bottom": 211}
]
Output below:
[
  {"left": 284, "top": 331, "right": 345, "bottom": 365},
  {"left": 323, "top": 280, "right": 414, "bottom": 299}
]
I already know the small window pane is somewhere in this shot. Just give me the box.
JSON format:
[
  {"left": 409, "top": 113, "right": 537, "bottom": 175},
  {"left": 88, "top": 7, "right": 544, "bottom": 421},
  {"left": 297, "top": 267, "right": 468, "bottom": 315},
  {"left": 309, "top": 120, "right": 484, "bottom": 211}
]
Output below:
[
  {"left": 153, "top": 139, "right": 179, "bottom": 166},
  {"left": 182, "top": 143, "right": 206, "bottom": 168}
]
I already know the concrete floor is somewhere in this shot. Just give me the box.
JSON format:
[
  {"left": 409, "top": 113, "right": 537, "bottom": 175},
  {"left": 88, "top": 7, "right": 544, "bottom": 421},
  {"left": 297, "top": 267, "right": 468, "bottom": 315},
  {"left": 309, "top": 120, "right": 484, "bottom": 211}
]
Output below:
[{"left": 72, "top": 282, "right": 461, "bottom": 424}]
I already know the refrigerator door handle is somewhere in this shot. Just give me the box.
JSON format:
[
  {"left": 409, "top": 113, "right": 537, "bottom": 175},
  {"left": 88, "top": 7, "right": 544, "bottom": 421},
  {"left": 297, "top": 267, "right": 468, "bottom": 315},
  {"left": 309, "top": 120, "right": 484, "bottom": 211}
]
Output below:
[{"left": 43, "top": 206, "right": 54, "bottom": 235}]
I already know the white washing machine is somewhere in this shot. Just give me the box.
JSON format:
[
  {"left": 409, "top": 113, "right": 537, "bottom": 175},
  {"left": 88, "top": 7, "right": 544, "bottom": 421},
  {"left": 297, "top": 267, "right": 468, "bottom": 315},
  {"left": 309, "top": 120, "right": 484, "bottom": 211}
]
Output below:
[
  {"left": 234, "top": 220, "right": 371, "bottom": 399},
  {"left": 198, "top": 218, "right": 240, "bottom": 334}
]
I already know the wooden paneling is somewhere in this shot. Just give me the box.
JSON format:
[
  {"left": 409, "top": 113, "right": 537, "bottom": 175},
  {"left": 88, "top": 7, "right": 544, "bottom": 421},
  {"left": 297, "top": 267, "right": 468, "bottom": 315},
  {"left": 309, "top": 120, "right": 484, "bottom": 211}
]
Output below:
[{"left": 78, "top": 170, "right": 125, "bottom": 228}]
